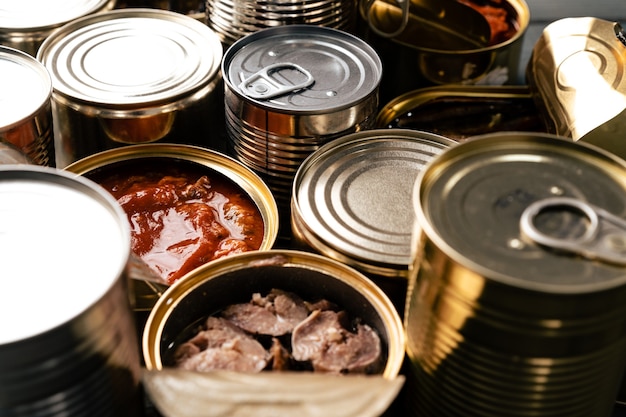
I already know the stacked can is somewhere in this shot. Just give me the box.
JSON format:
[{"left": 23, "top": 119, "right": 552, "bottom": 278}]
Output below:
[
  {"left": 407, "top": 132, "right": 626, "bottom": 417},
  {"left": 222, "top": 25, "right": 382, "bottom": 230},
  {"left": 206, "top": 0, "right": 357, "bottom": 47}
]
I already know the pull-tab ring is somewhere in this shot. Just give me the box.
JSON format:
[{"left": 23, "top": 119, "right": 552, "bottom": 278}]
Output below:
[
  {"left": 238, "top": 63, "right": 314, "bottom": 100},
  {"left": 520, "top": 197, "right": 626, "bottom": 266},
  {"left": 364, "top": 0, "right": 410, "bottom": 39}
]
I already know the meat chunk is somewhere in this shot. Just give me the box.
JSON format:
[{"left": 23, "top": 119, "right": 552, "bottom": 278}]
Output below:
[
  {"left": 221, "top": 289, "right": 309, "bottom": 336},
  {"left": 173, "top": 317, "right": 270, "bottom": 373},
  {"left": 268, "top": 337, "right": 293, "bottom": 371},
  {"left": 291, "top": 310, "right": 382, "bottom": 374}
]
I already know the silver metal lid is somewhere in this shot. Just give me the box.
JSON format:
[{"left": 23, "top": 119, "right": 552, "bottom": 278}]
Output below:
[
  {"left": 37, "top": 8, "right": 223, "bottom": 109},
  {"left": 0, "top": 46, "right": 51, "bottom": 129},
  {"left": 223, "top": 25, "right": 382, "bottom": 112},
  {"left": 293, "top": 129, "right": 454, "bottom": 276},
  {"left": 0, "top": 0, "right": 113, "bottom": 31},
  {"left": 0, "top": 166, "right": 130, "bottom": 345},
  {"left": 415, "top": 132, "right": 626, "bottom": 294}
]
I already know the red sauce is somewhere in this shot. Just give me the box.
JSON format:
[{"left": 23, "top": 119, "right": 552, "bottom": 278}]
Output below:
[
  {"left": 92, "top": 160, "right": 265, "bottom": 284},
  {"left": 457, "top": 0, "right": 519, "bottom": 45}
]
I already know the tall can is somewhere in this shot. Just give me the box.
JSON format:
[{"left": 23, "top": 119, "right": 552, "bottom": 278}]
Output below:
[
  {"left": 407, "top": 132, "right": 626, "bottom": 417},
  {"left": 0, "top": 45, "right": 55, "bottom": 166},
  {"left": 0, "top": 0, "right": 115, "bottom": 56},
  {"left": 0, "top": 165, "right": 141, "bottom": 416},
  {"left": 37, "top": 8, "right": 224, "bottom": 168},
  {"left": 222, "top": 25, "right": 382, "bottom": 231},
  {"left": 291, "top": 128, "right": 455, "bottom": 315}
]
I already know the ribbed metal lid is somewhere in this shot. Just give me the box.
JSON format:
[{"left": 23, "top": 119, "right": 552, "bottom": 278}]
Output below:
[
  {"left": 416, "top": 132, "right": 626, "bottom": 294},
  {"left": 293, "top": 129, "right": 454, "bottom": 276},
  {"left": 0, "top": 166, "right": 130, "bottom": 345},
  {"left": 0, "top": 46, "right": 51, "bottom": 129},
  {"left": 37, "top": 8, "right": 223, "bottom": 108},
  {"left": 0, "top": 0, "right": 112, "bottom": 31},
  {"left": 223, "top": 25, "right": 382, "bottom": 112}
]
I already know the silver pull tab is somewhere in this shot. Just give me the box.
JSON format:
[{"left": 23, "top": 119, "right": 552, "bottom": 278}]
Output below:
[
  {"left": 238, "top": 63, "right": 314, "bottom": 100},
  {"left": 520, "top": 197, "right": 626, "bottom": 266}
]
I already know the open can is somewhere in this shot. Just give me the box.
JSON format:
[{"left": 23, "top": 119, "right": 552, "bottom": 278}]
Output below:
[{"left": 37, "top": 8, "right": 224, "bottom": 168}]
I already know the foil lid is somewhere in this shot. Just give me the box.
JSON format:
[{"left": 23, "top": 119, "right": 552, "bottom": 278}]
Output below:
[
  {"left": 527, "top": 17, "right": 626, "bottom": 158},
  {"left": 0, "top": 0, "right": 113, "bottom": 31}
]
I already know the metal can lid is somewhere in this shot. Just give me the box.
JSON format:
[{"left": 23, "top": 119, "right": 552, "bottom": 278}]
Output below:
[
  {"left": 223, "top": 25, "right": 382, "bottom": 112},
  {"left": 293, "top": 129, "right": 454, "bottom": 276},
  {"left": 0, "top": 46, "right": 51, "bottom": 129},
  {"left": 0, "top": 166, "right": 130, "bottom": 345},
  {"left": 0, "top": 0, "right": 112, "bottom": 31},
  {"left": 415, "top": 132, "right": 626, "bottom": 294},
  {"left": 37, "top": 9, "right": 223, "bottom": 108}
]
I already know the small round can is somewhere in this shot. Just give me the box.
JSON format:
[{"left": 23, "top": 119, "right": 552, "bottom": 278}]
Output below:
[
  {"left": 223, "top": 25, "right": 382, "bottom": 223},
  {"left": 0, "top": 45, "right": 55, "bottom": 166},
  {"left": 407, "top": 132, "right": 626, "bottom": 417},
  {"left": 0, "top": 0, "right": 116, "bottom": 56},
  {"left": 0, "top": 165, "right": 141, "bottom": 416},
  {"left": 291, "top": 128, "right": 455, "bottom": 313},
  {"left": 37, "top": 8, "right": 224, "bottom": 168}
]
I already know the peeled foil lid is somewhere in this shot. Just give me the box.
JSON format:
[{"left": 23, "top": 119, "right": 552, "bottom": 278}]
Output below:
[
  {"left": 37, "top": 9, "right": 223, "bottom": 107},
  {"left": 528, "top": 17, "right": 626, "bottom": 141},
  {"left": 0, "top": 47, "right": 51, "bottom": 129},
  {"left": 0, "top": 0, "right": 111, "bottom": 30}
]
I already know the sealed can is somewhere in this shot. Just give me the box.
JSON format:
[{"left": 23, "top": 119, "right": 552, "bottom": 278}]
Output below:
[
  {"left": 407, "top": 132, "right": 626, "bottom": 417},
  {"left": 291, "top": 128, "right": 455, "bottom": 314},
  {"left": 65, "top": 143, "right": 280, "bottom": 311},
  {"left": 0, "top": 165, "right": 141, "bottom": 416},
  {"left": 0, "top": 0, "right": 115, "bottom": 56},
  {"left": 0, "top": 46, "right": 55, "bottom": 166},
  {"left": 377, "top": 85, "right": 547, "bottom": 140},
  {"left": 358, "top": 0, "right": 529, "bottom": 104},
  {"left": 37, "top": 8, "right": 224, "bottom": 168},
  {"left": 223, "top": 25, "right": 382, "bottom": 225},
  {"left": 527, "top": 17, "right": 626, "bottom": 161}
]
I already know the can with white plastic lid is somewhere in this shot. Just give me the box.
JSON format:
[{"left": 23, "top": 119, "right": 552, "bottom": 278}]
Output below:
[
  {"left": 223, "top": 25, "right": 382, "bottom": 226},
  {"left": 0, "top": 165, "right": 141, "bottom": 416},
  {"left": 37, "top": 8, "right": 224, "bottom": 168},
  {"left": 0, "top": 45, "right": 54, "bottom": 166},
  {"left": 0, "top": 0, "right": 116, "bottom": 56}
]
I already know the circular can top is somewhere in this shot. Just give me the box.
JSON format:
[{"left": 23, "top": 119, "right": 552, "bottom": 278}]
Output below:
[
  {"left": 0, "top": 0, "right": 113, "bottom": 31},
  {"left": 222, "top": 25, "right": 382, "bottom": 112},
  {"left": 293, "top": 129, "right": 455, "bottom": 276},
  {"left": 37, "top": 8, "right": 223, "bottom": 109},
  {"left": 0, "top": 46, "right": 52, "bottom": 129},
  {"left": 415, "top": 132, "right": 626, "bottom": 294},
  {"left": 0, "top": 166, "right": 130, "bottom": 345}
]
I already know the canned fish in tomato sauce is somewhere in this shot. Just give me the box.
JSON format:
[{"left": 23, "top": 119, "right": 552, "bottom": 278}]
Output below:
[
  {"left": 0, "top": 46, "right": 55, "bottom": 166},
  {"left": 37, "top": 9, "right": 224, "bottom": 168},
  {"left": 407, "top": 132, "right": 626, "bottom": 417}
]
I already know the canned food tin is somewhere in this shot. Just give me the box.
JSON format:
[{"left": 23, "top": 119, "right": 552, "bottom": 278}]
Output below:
[
  {"left": 358, "top": 0, "right": 529, "bottom": 104},
  {"left": 37, "top": 9, "right": 224, "bottom": 168},
  {"left": 223, "top": 25, "right": 382, "bottom": 223},
  {"left": 65, "top": 143, "right": 279, "bottom": 310},
  {"left": 115, "top": 1, "right": 205, "bottom": 20},
  {"left": 377, "top": 85, "right": 547, "bottom": 140},
  {"left": 0, "top": 165, "right": 141, "bottom": 416},
  {"left": 291, "top": 128, "right": 455, "bottom": 313},
  {"left": 0, "top": 0, "right": 115, "bottom": 56},
  {"left": 407, "top": 132, "right": 626, "bottom": 417},
  {"left": 527, "top": 17, "right": 626, "bottom": 161},
  {"left": 0, "top": 46, "right": 55, "bottom": 166}
]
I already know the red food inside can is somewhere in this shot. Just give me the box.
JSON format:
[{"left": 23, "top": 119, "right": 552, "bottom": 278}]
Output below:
[
  {"left": 93, "top": 161, "right": 265, "bottom": 284},
  {"left": 457, "top": 0, "right": 518, "bottom": 45}
]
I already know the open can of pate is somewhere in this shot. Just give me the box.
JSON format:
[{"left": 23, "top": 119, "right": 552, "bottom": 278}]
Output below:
[
  {"left": 0, "top": 0, "right": 115, "bottom": 56},
  {"left": 527, "top": 17, "right": 626, "bottom": 162},
  {"left": 65, "top": 143, "right": 279, "bottom": 311},
  {"left": 37, "top": 8, "right": 224, "bottom": 168},
  {"left": 0, "top": 46, "right": 55, "bottom": 166}
]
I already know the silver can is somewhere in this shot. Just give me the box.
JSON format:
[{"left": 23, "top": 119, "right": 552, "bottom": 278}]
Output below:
[
  {"left": 0, "top": 46, "right": 54, "bottom": 166},
  {"left": 0, "top": 165, "right": 141, "bottom": 416},
  {"left": 0, "top": 0, "right": 116, "bottom": 56},
  {"left": 37, "top": 9, "right": 224, "bottom": 168},
  {"left": 223, "top": 25, "right": 382, "bottom": 224}
]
